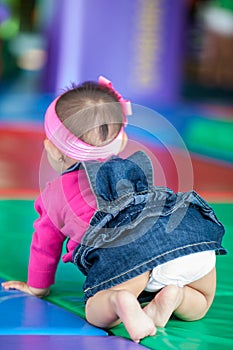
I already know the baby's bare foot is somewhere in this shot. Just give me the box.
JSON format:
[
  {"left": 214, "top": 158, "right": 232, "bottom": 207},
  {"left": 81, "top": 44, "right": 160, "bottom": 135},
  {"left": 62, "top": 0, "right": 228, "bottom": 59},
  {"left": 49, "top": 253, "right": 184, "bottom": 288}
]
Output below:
[
  {"left": 112, "top": 290, "right": 156, "bottom": 343},
  {"left": 143, "top": 285, "right": 183, "bottom": 327}
]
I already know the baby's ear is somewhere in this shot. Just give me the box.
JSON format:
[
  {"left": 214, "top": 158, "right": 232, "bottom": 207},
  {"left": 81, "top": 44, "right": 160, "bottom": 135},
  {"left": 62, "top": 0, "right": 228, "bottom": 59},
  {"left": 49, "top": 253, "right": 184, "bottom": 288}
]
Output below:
[
  {"left": 44, "top": 139, "right": 63, "bottom": 162},
  {"left": 120, "top": 132, "right": 128, "bottom": 153}
]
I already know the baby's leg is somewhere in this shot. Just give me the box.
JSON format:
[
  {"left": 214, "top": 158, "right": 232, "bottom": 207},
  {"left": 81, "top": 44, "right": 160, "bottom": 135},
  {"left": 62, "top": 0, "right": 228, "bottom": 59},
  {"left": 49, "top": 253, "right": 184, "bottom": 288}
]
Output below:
[
  {"left": 174, "top": 266, "right": 216, "bottom": 321},
  {"left": 143, "top": 285, "right": 183, "bottom": 327},
  {"left": 144, "top": 267, "right": 216, "bottom": 327},
  {"left": 85, "top": 272, "right": 156, "bottom": 343}
]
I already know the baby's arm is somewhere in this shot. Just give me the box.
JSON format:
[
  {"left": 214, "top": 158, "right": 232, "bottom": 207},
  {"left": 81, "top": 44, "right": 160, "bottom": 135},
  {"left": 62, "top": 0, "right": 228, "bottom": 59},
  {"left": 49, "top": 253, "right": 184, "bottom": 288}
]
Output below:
[
  {"left": 1, "top": 194, "right": 65, "bottom": 298},
  {"left": 1, "top": 280, "right": 50, "bottom": 298}
]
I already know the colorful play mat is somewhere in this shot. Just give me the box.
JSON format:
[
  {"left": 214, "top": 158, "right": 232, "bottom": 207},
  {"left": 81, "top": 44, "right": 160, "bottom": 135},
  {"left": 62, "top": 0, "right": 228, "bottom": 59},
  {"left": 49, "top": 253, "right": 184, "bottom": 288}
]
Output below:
[{"left": 0, "top": 96, "right": 232, "bottom": 349}]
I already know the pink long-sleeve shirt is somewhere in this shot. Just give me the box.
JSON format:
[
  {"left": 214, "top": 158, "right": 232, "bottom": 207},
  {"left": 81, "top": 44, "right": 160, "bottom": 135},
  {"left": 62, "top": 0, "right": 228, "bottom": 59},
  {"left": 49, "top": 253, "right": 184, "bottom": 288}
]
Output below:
[{"left": 27, "top": 168, "right": 97, "bottom": 289}]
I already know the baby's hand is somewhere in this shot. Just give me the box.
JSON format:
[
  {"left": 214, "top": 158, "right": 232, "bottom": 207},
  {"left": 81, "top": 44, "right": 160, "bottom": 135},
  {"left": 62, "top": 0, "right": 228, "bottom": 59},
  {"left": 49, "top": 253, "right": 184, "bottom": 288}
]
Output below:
[{"left": 1, "top": 280, "right": 50, "bottom": 298}]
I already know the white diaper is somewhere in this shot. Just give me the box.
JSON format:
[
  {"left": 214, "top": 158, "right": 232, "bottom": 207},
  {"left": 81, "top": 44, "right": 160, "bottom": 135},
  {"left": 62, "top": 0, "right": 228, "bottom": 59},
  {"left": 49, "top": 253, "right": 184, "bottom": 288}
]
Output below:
[{"left": 145, "top": 250, "right": 216, "bottom": 292}]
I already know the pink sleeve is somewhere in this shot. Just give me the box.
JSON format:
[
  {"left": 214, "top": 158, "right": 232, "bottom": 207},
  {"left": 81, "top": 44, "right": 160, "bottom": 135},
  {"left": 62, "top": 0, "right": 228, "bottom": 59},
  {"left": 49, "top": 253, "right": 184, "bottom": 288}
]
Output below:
[{"left": 27, "top": 195, "right": 66, "bottom": 289}]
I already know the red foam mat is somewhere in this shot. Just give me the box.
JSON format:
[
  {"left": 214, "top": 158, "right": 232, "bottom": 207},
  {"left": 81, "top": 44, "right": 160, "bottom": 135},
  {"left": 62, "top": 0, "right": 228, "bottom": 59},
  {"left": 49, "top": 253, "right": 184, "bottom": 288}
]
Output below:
[{"left": 0, "top": 127, "right": 232, "bottom": 201}]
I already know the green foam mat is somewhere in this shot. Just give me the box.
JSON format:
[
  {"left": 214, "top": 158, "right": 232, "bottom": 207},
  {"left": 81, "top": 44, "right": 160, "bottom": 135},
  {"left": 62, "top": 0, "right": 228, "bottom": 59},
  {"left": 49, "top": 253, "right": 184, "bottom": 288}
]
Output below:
[
  {"left": 0, "top": 200, "right": 232, "bottom": 349},
  {"left": 0, "top": 199, "right": 86, "bottom": 319},
  {"left": 184, "top": 118, "right": 233, "bottom": 162}
]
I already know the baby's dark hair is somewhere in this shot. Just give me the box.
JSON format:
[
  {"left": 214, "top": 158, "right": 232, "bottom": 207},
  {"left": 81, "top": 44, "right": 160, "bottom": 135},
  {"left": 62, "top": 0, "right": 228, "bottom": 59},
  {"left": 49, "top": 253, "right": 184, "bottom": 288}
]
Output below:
[{"left": 55, "top": 81, "right": 124, "bottom": 146}]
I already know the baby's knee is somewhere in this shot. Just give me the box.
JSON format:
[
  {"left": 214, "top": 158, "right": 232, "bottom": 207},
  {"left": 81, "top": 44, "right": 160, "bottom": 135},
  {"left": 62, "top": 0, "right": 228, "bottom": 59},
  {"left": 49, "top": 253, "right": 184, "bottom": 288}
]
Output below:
[{"left": 174, "top": 284, "right": 214, "bottom": 322}]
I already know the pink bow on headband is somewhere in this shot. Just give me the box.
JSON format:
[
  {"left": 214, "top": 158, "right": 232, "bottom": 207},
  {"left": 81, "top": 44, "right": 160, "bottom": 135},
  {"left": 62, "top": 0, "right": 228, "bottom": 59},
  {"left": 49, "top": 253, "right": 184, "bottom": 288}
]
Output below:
[{"left": 98, "top": 75, "right": 132, "bottom": 117}]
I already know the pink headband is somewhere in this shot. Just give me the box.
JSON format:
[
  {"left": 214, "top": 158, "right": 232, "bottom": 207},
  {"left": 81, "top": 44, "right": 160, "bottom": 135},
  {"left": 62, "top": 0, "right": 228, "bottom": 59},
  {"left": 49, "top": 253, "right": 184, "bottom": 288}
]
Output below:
[{"left": 44, "top": 76, "right": 132, "bottom": 161}]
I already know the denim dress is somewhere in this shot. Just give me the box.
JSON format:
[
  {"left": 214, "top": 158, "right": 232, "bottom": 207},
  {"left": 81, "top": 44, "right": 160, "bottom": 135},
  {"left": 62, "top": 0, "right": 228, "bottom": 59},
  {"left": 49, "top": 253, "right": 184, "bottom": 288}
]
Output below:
[{"left": 72, "top": 151, "right": 226, "bottom": 302}]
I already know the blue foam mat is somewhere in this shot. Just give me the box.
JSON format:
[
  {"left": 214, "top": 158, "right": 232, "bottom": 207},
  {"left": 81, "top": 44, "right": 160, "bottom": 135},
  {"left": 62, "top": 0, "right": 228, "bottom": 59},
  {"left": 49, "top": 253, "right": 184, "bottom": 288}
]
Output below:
[{"left": 0, "top": 278, "right": 106, "bottom": 336}]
